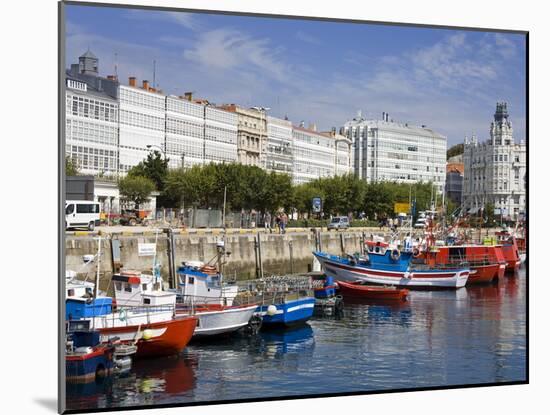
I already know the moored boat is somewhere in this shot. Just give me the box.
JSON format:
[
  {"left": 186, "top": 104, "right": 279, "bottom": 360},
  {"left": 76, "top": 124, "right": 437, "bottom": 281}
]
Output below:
[
  {"left": 175, "top": 264, "right": 259, "bottom": 337},
  {"left": 65, "top": 236, "right": 197, "bottom": 358},
  {"left": 256, "top": 296, "right": 316, "bottom": 327},
  {"left": 313, "top": 244, "right": 469, "bottom": 289},
  {"left": 66, "top": 329, "right": 115, "bottom": 384},
  {"left": 495, "top": 232, "right": 521, "bottom": 273},
  {"left": 240, "top": 275, "right": 315, "bottom": 327},
  {"left": 336, "top": 280, "right": 409, "bottom": 301},
  {"left": 427, "top": 245, "right": 506, "bottom": 284}
]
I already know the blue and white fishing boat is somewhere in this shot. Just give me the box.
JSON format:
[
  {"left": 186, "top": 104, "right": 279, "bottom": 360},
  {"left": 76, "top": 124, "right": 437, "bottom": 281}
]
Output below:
[
  {"left": 313, "top": 240, "right": 470, "bottom": 289},
  {"left": 256, "top": 296, "right": 316, "bottom": 326},
  {"left": 241, "top": 276, "right": 315, "bottom": 327}
]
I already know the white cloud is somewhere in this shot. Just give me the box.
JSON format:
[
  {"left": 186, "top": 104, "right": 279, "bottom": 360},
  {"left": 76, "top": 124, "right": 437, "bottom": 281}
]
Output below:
[
  {"left": 124, "top": 9, "right": 201, "bottom": 31},
  {"left": 296, "top": 31, "right": 321, "bottom": 45},
  {"left": 182, "top": 28, "right": 293, "bottom": 84}
]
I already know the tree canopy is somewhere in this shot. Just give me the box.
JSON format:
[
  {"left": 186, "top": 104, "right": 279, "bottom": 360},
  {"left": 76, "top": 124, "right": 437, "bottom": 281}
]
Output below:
[
  {"left": 128, "top": 150, "right": 169, "bottom": 191},
  {"left": 161, "top": 162, "right": 441, "bottom": 218},
  {"left": 118, "top": 175, "right": 155, "bottom": 209},
  {"left": 65, "top": 156, "right": 79, "bottom": 176},
  {"left": 447, "top": 143, "right": 464, "bottom": 160}
]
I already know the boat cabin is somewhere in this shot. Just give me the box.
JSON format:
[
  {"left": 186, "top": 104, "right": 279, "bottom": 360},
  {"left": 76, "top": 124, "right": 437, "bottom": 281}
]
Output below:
[
  {"left": 112, "top": 270, "right": 176, "bottom": 308},
  {"left": 66, "top": 270, "right": 95, "bottom": 299},
  {"left": 176, "top": 264, "right": 239, "bottom": 306},
  {"left": 364, "top": 240, "right": 390, "bottom": 255}
]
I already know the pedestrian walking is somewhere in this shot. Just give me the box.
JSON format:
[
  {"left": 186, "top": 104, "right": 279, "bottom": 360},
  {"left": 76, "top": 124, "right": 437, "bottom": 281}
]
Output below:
[
  {"left": 264, "top": 211, "right": 272, "bottom": 233},
  {"left": 281, "top": 212, "right": 288, "bottom": 234},
  {"left": 275, "top": 214, "right": 281, "bottom": 234}
]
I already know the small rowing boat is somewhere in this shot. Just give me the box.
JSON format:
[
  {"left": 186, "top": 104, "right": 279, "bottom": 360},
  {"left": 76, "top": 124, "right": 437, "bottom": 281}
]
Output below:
[{"left": 336, "top": 280, "right": 409, "bottom": 301}]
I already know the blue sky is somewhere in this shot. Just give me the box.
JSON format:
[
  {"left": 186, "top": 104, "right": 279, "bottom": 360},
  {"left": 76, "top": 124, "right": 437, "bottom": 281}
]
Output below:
[{"left": 65, "top": 5, "right": 527, "bottom": 146}]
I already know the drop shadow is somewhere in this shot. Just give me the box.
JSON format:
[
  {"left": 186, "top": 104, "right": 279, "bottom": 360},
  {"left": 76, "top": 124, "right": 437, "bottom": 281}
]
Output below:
[{"left": 34, "top": 398, "right": 57, "bottom": 413}]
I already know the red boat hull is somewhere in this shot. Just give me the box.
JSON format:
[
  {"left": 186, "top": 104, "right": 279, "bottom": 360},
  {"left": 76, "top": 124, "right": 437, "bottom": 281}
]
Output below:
[
  {"left": 467, "top": 263, "right": 503, "bottom": 284},
  {"left": 337, "top": 280, "right": 409, "bottom": 301},
  {"left": 98, "top": 316, "right": 198, "bottom": 358},
  {"left": 501, "top": 244, "right": 520, "bottom": 273},
  {"left": 430, "top": 245, "right": 506, "bottom": 284}
]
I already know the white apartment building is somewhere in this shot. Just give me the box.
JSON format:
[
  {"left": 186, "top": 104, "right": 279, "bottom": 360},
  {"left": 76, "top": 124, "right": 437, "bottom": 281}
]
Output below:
[
  {"left": 204, "top": 105, "right": 238, "bottom": 164},
  {"left": 65, "top": 51, "right": 119, "bottom": 176},
  {"left": 166, "top": 95, "right": 204, "bottom": 169},
  {"left": 320, "top": 129, "right": 353, "bottom": 177},
  {"left": 118, "top": 80, "right": 166, "bottom": 173},
  {"left": 266, "top": 116, "right": 293, "bottom": 174},
  {"left": 462, "top": 102, "right": 526, "bottom": 219},
  {"left": 341, "top": 112, "right": 447, "bottom": 192},
  {"left": 292, "top": 124, "right": 336, "bottom": 185}
]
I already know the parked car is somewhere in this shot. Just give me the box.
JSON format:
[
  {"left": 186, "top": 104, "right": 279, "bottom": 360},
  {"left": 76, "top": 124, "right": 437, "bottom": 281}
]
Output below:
[
  {"left": 328, "top": 216, "right": 350, "bottom": 230},
  {"left": 65, "top": 200, "right": 101, "bottom": 231}
]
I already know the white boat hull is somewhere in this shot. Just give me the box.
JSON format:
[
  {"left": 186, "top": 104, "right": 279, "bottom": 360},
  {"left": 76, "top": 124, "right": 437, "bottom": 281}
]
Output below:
[
  {"left": 318, "top": 257, "right": 469, "bottom": 289},
  {"left": 183, "top": 305, "right": 257, "bottom": 337}
]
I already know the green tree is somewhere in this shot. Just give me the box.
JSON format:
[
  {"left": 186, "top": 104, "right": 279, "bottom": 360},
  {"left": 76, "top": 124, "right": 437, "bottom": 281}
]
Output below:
[
  {"left": 129, "top": 150, "right": 169, "bottom": 192},
  {"left": 65, "top": 155, "right": 79, "bottom": 176},
  {"left": 118, "top": 175, "right": 155, "bottom": 209},
  {"left": 447, "top": 143, "right": 464, "bottom": 160}
]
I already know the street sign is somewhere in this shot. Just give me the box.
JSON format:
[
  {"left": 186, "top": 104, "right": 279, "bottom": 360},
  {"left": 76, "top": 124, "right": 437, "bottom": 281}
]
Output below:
[
  {"left": 138, "top": 243, "right": 156, "bottom": 256},
  {"left": 312, "top": 197, "right": 322, "bottom": 213},
  {"left": 394, "top": 202, "right": 410, "bottom": 214}
]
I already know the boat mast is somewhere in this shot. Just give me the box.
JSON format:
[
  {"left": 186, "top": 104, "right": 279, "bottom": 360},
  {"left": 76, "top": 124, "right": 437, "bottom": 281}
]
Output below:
[{"left": 95, "top": 235, "right": 101, "bottom": 299}]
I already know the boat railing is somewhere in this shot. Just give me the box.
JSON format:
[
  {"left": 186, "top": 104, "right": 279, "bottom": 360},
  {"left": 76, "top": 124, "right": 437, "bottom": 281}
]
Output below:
[{"left": 80, "top": 303, "right": 179, "bottom": 329}]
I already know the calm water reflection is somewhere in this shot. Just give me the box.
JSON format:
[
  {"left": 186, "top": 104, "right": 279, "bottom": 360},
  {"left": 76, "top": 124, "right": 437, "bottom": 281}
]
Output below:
[{"left": 66, "top": 269, "right": 526, "bottom": 410}]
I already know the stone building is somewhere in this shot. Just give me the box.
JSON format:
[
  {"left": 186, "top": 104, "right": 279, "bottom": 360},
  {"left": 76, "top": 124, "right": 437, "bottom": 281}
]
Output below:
[
  {"left": 462, "top": 102, "right": 526, "bottom": 219},
  {"left": 219, "top": 104, "right": 267, "bottom": 167}
]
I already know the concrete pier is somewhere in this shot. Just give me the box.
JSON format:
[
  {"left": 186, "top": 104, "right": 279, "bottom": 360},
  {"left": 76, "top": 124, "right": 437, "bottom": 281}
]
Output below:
[
  {"left": 65, "top": 226, "right": 505, "bottom": 290},
  {"left": 65, "top": 228, "right": 368, "bottom": 289}
]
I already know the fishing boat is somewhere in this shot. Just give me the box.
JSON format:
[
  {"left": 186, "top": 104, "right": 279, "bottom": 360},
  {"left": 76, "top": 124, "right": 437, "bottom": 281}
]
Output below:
[
  {"left": 66, "top": 294, "right": 198, "bottom": 358},
  {"left": 336, "top": 280, "right": 409, "bottom": 301},
  {"left": 65, "top": 329, "right": 115, "bottom": 383},
  {"left": 65, "top": 237, "right": 198, "bottom": 358},
  {"left": 173, "top": 264, "right": 258, "bottom": 337},
  {"left": 313, "top": 242, "right": 469, "bottom": 289},
  {"left": 495, "top": 231, "right": 521, "bottom": 273},
  {"left": 426, "top": 245, "right": 506, "bottom": 285},
  {"left": 311, "top": 275, "right": 344, "bottom": 316},
  {"left": 256, "top": 295, "right": 316, "bottom": 327},
  {"left": 240, "top": 275, "right": 316, "bottom": 327}
]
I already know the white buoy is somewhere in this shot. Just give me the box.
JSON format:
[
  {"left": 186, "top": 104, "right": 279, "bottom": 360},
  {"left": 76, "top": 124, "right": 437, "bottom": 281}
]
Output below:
[
  {"left": 266, "top": 305, "right": 277, "bottom": 316},
  {"left": 142, "top": 329, "right": 153, "bottom": 340}
]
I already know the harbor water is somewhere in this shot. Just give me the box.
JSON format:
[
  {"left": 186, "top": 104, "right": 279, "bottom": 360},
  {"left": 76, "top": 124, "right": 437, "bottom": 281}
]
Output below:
[{"left": 66, "top": 269, "right": 526, "bottom": 410}]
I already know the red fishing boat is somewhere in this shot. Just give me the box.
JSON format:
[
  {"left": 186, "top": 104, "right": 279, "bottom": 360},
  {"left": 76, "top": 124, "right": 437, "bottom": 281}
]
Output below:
[
  {"left": 495, "top": 232, "right": 521, "bottom": 273},
  {"left": 96, "top": 315, "right": 198, "bottom": 359},
  {"left": 336, "top": 280, "right": 409, "bottom": 301},
  {"left": 428, "top": 245, "right": 506, "bottom": 284}
]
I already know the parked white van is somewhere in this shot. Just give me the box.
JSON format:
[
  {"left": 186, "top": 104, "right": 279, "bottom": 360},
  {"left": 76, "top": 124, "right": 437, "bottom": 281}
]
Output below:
[{"left": 65, "top": 200, "right": 101, "bottom": 230}]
